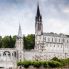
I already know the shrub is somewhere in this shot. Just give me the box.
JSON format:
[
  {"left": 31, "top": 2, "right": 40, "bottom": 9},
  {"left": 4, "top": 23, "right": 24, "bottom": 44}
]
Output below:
[
  {"left": 17, "top": 58, "right": 69, "bottom": 68},
  {"left": 66, "top": 58, "right": 69, "bottom": 64},
  {"left": 48, "top": 60, "right": 62, "bottom": 68},
  {"left": 32, "top": 61, "right": 41, "bottom": 68},
  {"left": 22, "top": 61, "right": 31, "bottom": 68},
  {"left": 42, "top": 61, "right": 48, "bottom": 68},
  {"left": 17, "top": 61, "right": 22, "bottom": 66},
  {"left": 51, "top": 57, "right": 60, "bottom": 62}
]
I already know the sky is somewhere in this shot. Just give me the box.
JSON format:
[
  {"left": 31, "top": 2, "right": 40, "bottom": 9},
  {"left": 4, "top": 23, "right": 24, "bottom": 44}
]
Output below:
[{"left": 0, "top": 0, "right": 69, "bottom": 36}]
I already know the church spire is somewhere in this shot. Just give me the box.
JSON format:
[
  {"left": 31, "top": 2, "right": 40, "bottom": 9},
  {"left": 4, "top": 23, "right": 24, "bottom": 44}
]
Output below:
[
  {"left": 36, "top": 3, "right": 41, "bottom": 17},
  {"left": 35, "top": 3, "right": 43, "bottom": 35},
  {"left": 18, "top": 24, "right": 22, "bottom": 38}
]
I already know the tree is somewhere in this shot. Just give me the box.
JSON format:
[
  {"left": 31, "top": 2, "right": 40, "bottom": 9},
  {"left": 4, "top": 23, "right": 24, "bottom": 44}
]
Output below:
[
  {"left": 9, "top": 36, "right": 15, "bottom": 48},
  {"left": 0, "top": 36, "right": 2, "bottom": 48},
  {"left": 12, "top": 35, "right": 16, "bottom": 48},
  {"left": 1, "top": 35, "right": 16, "bottom": 48},
  {"left": 2, "top": 36, "right": 10, "bottom": 48},
  {"left": 24, "top": 34, "right": 35, "bottom": 50},
  {"left": 0, "top": 34, "right": 35, "bottom": 49}
]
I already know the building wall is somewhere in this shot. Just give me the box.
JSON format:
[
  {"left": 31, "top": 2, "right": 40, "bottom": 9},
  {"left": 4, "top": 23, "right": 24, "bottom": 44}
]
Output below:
[
  {"left": 34, "top": 32, "right": 69, "bottom": 60},
  {"left": 43, "top": 34, "right": 69, "bottom": 53},
  {"left": 0, "top": 48, "right": 17, "bottom": 68}
]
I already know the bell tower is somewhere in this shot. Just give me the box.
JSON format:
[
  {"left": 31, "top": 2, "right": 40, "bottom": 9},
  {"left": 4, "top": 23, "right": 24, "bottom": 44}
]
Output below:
[
  {"left": 15, "top": 24, "right": 23, "bottom": 50},
  {"left": 15, "top": 24, "right": 24, "bottom": 61},
  {"left": 35, "top": 4, "right": 43, "bottom": 36},
  {"left": 35, "top": 4, "right": 44, "bottom": 52}
]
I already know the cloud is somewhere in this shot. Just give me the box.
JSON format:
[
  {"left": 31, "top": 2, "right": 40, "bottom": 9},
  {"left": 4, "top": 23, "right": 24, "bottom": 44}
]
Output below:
[
  {"left": 62, "top": 7, "right": 69, "bottom": 14},
  {"left": 43, "top": 18, "right": 69, "bottom": 34},
  {"left": 0, "top": 0, "right": 69, "bottom": 36}
]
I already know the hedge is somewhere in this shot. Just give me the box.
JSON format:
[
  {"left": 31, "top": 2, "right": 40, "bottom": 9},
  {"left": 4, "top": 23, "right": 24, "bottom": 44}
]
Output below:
[{"left": 17, "top": 57, "right": 69, "bottom": 68}]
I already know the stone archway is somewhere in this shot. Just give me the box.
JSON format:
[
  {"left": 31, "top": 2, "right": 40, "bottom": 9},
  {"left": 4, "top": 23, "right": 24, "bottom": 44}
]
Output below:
[{"left": 3, "top": 51, "right": 11, "bottom": 56}]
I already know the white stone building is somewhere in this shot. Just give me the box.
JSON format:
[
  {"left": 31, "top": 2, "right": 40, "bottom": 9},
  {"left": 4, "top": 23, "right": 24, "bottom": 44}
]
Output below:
[{"left": 0, "top": 4, "right": 69, "bottom": 69}]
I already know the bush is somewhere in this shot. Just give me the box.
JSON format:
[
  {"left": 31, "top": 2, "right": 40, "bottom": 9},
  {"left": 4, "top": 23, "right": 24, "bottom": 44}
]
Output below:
[
  {"left": 22, "top": 61, "right": 31, "bottom": 68},
  {"left": 42, "top": 61, "right": 48, "bottom": 67},
  {"left": 66, "top": 58, "right": 69, "bottom": 64},
  {"left": 60, "top": 58, "right": 69, "bottom": 66},
  {"left": 17, "top": 61, "right": 23, "bottom": 66},
  {"left": 32, "top": 61, "right": 41, "bottom": 68},
  {"left": 48, "top": 60, "right": 62, "bottom": 68},
  {"left": 17, "top": 58, "right": 69, "bottom": 68},
  {"left": 51, "top": 57, "right": 61, "bottom": 62}
]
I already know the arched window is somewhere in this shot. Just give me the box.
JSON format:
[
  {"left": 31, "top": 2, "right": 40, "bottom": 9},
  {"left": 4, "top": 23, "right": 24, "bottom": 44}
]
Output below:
[
  {"left": 55, "top": 38, "right": 57, "bottom": 42},
  {"left": 62, "top": 39, "right": 65, "bottom": 43},
  {"left": 3, "top": 51, "right": 11, "bottom": 56},
  {"left": 59, "top": 39, "right": 60, "bottom": 43},
  {"left": 52, "top": 38, "right": 53, "bottom": 42},
  {"left": 48, "top": 38, "right": 50, "bottom": 42},
  {"left": 67, "top": 40, "right": 68, "bottom": 43},
  {"left": 54, "top": 45, "right": 55, "bottom": 47},
  {"left": 14, "top": 52, "right": 16, "bottom": 57}
]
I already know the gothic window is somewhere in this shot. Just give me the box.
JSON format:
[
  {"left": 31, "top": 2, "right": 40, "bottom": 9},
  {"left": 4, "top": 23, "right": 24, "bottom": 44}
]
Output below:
[
  {"left": 38, "top": 23, "right": 41, "bottom": 30},
  {"left": 48, "top": 38, "right": 50, "bottom": 42},
  {"left": 62, "top": 39, "right": 65, "bottom": 43},
  {"left": 8, "top": 53, "right": 10, "bottom": 56},
  {"left": 14, "top": 52, "right": 16, "bottom": 57},
  {"left": 55, "top": 38, "right": 57, "bottom": 42},
  {"left": 54, "top": 45, "right": 55, "bottom": 47},
  {"left": 3, "top": 52, "right": 5, "bottom": 56},
  {"left": 67, "top": 40, "right": 68, "bottom": 43},
  {"left": 42, "top": 50, "right": 43, "bottom": 52},
  {"left": 52, "top": 38, "right": 53, "bottom": 42},
  {"left": 12, "top": 53, "right": 13, "bottom": 56},
  {"left": 59, "top": 39, "right": 60, "bottom": 43}
]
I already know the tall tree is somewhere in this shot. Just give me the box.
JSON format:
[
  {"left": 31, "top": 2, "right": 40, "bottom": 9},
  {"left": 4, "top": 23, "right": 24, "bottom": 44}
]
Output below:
[
  {"left": 0, "top": 36, "right": 2, "bottom": 48},
  {"left": 24, "top": 34, "right": 35, "bottom": 50},
  {"left": 12, "top": 35, "right": 16, "bottom": 48},
  {"left": 2, "top": 36, "right": 10, "bottom": 48},
  {"left": 9, "top": 36, "right": 15, "bottom": 48}
]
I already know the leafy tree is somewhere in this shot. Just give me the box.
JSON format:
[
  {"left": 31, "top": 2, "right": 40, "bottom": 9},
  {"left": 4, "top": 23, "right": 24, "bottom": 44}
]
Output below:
[
  {"left": 0, "top": 36, "right": 2, "bottom": 48},
  {"left": 1, "top": 36, "right": 16, "bottom": 48},
  {"left": 9, "top": 36, "right": 15, "bottom": 48},
  {"left": 12, "top": 35, "right": 16, "bottom": 48},
  {"left": 0, "top": 34, "right": 35, "bottom": 49},
  {"left": 2, "top": 36, "right": 10, "bottom": 48},
  {"left": 24, "top": 34, "right": 35, "bottom": 50}
]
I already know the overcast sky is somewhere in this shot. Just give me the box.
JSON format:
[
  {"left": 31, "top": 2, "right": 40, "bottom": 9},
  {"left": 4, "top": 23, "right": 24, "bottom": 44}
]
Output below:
[{"left": 0, "top": 0, "right": 69, "bottom": 36}]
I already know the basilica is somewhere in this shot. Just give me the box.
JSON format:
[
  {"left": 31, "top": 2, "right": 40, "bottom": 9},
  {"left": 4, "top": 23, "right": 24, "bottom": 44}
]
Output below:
[{"left": 0, "top": 5, "right": 69, "bottom": 69}]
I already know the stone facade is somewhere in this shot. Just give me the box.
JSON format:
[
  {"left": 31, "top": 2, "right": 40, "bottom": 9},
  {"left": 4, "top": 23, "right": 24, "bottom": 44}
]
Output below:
[{"left": 34, "top": 5, "right": 69, "bottom": 60}]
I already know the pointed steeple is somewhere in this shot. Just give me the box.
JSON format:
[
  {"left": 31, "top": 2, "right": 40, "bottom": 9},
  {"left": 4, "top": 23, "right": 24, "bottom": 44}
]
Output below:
[
  {"left": 36, "top": 4, "right": 41, "bottom": 17},
  {"left": 18, "top": 24, "right": 22, "bottom": 38},
  {"left": 35, "top": 3, "right": 43, "bottom": 35}
]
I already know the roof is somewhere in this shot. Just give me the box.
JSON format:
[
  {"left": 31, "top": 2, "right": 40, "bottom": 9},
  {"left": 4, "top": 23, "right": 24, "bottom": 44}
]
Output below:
[{"left": 43, "top": 32, "right": 69, "bottom": 38}]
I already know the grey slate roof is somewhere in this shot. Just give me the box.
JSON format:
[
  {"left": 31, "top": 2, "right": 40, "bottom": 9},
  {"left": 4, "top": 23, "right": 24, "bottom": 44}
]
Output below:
[{"left": 43, "top": 32, "right": 69, "bottom": 38}]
